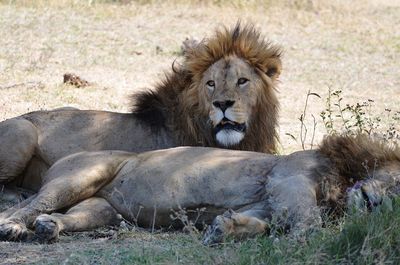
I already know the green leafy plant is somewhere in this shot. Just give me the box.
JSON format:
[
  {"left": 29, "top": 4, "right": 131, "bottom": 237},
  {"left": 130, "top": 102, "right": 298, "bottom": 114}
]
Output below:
[{"left": 320, "top": 87, "right": 400, "bottom": 143}]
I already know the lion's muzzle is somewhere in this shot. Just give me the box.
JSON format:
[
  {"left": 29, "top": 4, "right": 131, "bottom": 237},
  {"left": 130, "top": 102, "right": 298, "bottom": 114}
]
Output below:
[
  {"left": 210, "top": 100, "right": 247, "bottom": 147},
  {"left": 214, "top": 118, "right": 246, "bottom": 134},
  {"left": 213, "top": 118, "right": 246, "bottom": 147}
]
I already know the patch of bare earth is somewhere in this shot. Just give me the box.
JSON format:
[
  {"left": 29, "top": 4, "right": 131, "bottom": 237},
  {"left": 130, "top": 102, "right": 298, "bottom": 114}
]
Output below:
[{"left": 0, "top": 0, "right": 399, "bottom": 264}]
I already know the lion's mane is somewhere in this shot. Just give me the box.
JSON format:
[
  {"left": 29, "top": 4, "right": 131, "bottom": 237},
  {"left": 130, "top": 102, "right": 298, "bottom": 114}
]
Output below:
[{"left": 131, "top": 23, "right": 282, "bottom": 153}]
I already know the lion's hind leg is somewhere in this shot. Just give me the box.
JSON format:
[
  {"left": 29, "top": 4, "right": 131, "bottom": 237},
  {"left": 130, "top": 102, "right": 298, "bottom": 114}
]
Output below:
[
  {"left": 34, "top": 197, "right": 121, "bottom": 243},
  {"left": 202, "top": 209, "right": 268, "bottom": 246},
  {"left": 0, "top": 118, "right": 38, "bottom": 183}
]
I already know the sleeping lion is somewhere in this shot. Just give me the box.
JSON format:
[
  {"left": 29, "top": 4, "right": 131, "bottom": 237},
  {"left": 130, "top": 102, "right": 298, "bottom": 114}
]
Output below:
[{"left": 0, "top": 134, "right": 399, "bottom": 244}]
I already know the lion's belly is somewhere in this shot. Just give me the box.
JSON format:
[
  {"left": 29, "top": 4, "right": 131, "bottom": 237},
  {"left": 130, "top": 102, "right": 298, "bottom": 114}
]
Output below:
[{"left": 98, "top": 147, "right": 276, "bottom": 227}]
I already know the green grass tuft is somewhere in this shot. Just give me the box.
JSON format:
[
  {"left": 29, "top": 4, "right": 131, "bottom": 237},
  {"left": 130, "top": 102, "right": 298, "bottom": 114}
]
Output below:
[{"left": 236, "top": 197, "right": 400, "bottom": 265}]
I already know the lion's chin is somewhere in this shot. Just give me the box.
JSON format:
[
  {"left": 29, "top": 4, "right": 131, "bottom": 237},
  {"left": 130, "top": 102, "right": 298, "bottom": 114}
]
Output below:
[
  {"left": 215, "top": 130, "right": 245, "bottom": 147},
  {"left": 213, "top": 118, "right": 246, "bottom": 146}
]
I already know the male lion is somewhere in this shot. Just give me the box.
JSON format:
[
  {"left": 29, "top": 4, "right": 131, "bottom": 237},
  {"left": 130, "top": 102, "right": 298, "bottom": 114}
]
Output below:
[
  {"left": 0, "top": 23, "right": 281, "bottom": 192},
  {"left": 0, "top": 134, "right": 399, "bottom": 244}
]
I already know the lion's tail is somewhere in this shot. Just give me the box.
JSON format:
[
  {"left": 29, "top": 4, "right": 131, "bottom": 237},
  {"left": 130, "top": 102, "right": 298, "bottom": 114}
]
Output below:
[{"left": 319, "top": 134, "right": 400, "bottom": 181}]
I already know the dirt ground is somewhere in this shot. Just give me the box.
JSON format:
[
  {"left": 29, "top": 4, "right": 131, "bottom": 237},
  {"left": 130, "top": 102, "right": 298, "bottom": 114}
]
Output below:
[{"left": 0, "top": 0, "right": 399, "bottom": 264}]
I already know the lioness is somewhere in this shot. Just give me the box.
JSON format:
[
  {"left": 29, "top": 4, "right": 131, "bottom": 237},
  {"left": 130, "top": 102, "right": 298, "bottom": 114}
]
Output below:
[
  {"left": 0, "top": 23, "right": 281, "bottom": 192},
  {"left": 0, "top": 134, "right": 399, "bottom": 244}
]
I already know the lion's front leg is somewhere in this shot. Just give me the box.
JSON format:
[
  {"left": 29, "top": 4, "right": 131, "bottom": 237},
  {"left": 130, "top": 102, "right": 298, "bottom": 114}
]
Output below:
[
  {"left": 34, "top": 197, "right": 121, "bottom": 243},
  {"left": 0, "top": 194, "right": 36, "bottom": 221},
  {"left": 0, "top": 151, "right": 128, "bottom": 241},
  {"left": 0, "top": 195, "right": 38, "bottom": 241},
  {"left": 202, "top": 209, "right": 268, "bottom": 246},
  {"left": 0, "top": 183, "right": 90, "bottom": 241},
  {"left": 0, "top": 197, "right": 57, "bottom": 241}
]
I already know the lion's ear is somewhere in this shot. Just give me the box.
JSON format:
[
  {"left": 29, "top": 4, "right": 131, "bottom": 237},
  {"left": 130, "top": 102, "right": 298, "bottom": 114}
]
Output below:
[
  {"left": 266, "top": 67, "right": 279, "bottom": 78},
  {"left": 181, "top": 37, "right": 200, "bottom": 56},
  {"left": 265, "top": 58, "right": 282, "bottom": 80}
]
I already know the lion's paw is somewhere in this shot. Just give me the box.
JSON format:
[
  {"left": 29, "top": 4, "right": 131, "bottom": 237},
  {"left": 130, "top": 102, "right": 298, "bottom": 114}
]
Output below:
[
  {"left": 347, "top": 180, "right": 384, "bottom": 211},
  {"left": 202, "top": 216, "right": 226, "bottom": 246},
  {"left": 0, "top": 220, "right": 28, "bottom": 241},
  {"left": 34, "top": 214, "right": 60, "bottom": 243},
  {"left": 202, "top": 210, "right": 236, "bottom": 246}
]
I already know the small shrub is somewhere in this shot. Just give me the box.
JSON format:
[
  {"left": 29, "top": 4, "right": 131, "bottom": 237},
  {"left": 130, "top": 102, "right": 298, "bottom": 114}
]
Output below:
[{"left": 320, "top": 87, "right": 400, "bottom": 143}]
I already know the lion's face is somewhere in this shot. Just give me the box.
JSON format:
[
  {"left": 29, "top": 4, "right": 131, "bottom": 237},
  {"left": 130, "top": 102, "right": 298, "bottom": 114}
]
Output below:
[
  {"left": 181, "top": 23, "right": 281, "bottom": 152},
  {"left": 201, "top": 56, "right": 263, "bottom": 147}
]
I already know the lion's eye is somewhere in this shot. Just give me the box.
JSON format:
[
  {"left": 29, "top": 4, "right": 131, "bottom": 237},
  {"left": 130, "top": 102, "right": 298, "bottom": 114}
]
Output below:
[
  {"left": 206, "top": 80, "right": 215, "bottom": 87},
  {"left": 206, "top": 80, "right": 215, "bottom": 91},
  {"left": 237, "top": 78, "right": 249, "bottom": 86}
]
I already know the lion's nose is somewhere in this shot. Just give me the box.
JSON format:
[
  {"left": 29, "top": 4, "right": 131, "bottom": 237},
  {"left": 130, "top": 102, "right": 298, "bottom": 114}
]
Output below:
[{"left": 213, "top": 100, "right": 235, "bottom": 112}]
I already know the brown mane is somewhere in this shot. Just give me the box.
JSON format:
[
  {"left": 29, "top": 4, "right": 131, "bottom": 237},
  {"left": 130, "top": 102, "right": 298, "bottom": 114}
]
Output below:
[{"left": 131, "top": 23, "right": 282, "bottom": 153}]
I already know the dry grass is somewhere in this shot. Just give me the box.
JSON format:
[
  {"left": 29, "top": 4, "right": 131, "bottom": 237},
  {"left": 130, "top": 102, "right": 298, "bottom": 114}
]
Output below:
[{"left": 0, "top": 0, "right": 399, "bottom": 263}]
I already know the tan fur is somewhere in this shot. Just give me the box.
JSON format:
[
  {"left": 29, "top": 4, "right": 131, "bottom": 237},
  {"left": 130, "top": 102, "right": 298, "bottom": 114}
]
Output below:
[{"left": 1, "top": 134, "right": 399, "bottom": 244}]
